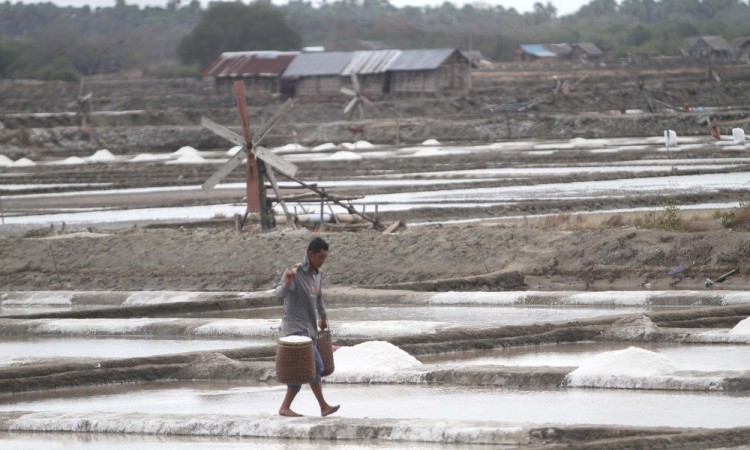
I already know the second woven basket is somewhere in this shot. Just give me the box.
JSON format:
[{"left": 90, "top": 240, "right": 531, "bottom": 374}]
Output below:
[{"left": 317, "top": 330, "right": 335, "bottom": 376}]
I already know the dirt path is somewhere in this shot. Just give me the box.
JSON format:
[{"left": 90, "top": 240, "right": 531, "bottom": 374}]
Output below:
[{"left": 1, "top": 226, "right": 748, "bottom": 291}]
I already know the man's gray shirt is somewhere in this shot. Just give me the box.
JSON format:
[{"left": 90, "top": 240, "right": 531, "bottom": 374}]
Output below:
[{"left": 274, "top": 254, "right": 327, "bottom": 338}]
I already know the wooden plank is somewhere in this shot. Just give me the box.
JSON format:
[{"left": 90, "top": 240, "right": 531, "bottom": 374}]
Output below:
[
  {"left": 266, "top": 166, "right": 297, "bottom": 230},
  {"left": 201, "top": 147, "right": 246, "bottom": 191},
  {"left": 253, "top": 99, "right": 294, "bottom": 147},
  {"left": 233, "top": 80, "right": 252, "bottom": 142},
  {"left": 253, "top": 146, "right": 298, "bottom": 178},
  {"left": 340, "top": 87, "right": 357, "bottom": 97},
  {"left": 201, "top": 117, "right": 244, "bottom": 147}
]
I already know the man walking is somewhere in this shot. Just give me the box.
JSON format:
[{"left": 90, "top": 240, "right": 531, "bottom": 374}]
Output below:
[{"left": 275, "top": 237, "right": 340, "bottom": 417}]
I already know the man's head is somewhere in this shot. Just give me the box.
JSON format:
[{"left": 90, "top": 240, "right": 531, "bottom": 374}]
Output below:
[{"left": 306, "top": 237, "right": 329, "bottom": 271}]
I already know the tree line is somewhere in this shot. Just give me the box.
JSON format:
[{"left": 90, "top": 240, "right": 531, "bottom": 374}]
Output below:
[{"left": 1, "top": 0, "right": 749, "bottom": 81}]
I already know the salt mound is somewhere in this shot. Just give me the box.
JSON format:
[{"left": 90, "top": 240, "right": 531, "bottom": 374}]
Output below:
[
  {"left": 88, "top": 149, "right": 116, "bottom": 162},
  {"left": 338, "top": 142, "right": 354, "bottom": 150},
  {"left": 566, "top": 347, "right": 677, "bottom": 388},
  {"left": 414, "top": 148, "right": 442, "bottom": 157},
  {"left": 729, "top": 317, "right": 750, "bottom": 336},
  {"left": 130, "top": 153, "right": 162, "bottom": 162},
  {"left": 225, "top": 145, "right": 243, "bottom": 156},
  {"left": 421, "top": 139, "right": 441, "bottom": 146},
  {"left": 167, "top": 153, "right": 207, "bottom": 164},
  {"left": 326, "top": 341, "right": 422, "bottom": 383},
  {"left": 353, "top": 140, "right": 374, "bottom": 149},
  {"left": 312, "top": 143, "right": 337, "bottom": 152},
  {"left": 275, "top": 143, "right": 307, "bottom": 152},
  {"left": 173, "top": 146, "right": 200, "bottom": 156},
  {"left": 328, "top": 151, "right": 363, "bottom": 161},
  {"left": 0, "top": 155, "right": 12, "bottom": 166},
  {"left": 59, "top": 156, "right": 87, "bottom": 165},
  {"left": 12, "top": 157, "right": 36, "bottom": 167}
]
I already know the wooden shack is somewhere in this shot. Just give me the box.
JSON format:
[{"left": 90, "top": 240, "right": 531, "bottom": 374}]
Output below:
[
  {"left": 202, "top": 51, "right": 298, "bottom": 96},
  {"left": 281, "top": 52, "right": 353, "bottom": 97},
  {"left": 387, "top": 49, "right": 470, "bottom": 95}
]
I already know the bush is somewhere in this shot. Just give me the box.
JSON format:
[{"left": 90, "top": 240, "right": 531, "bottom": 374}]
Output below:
[
  {"left": 637, "top": 205, "right": 683, "bottom": 231},
  {"left": 719, "top": 202, "right": 750, "bottom": 230}
]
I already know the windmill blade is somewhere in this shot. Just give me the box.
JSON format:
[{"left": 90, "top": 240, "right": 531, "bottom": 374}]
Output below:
[
  {"left": 350, "top": 73, "right": 361, "bottom": 93},
  {"left": 361, "top": 95, "right": 375, "bottom": 108},
  {"left": 344, "top": 96, "right": 358, "bottom": 114},
  {"left": 201, "top": 146, "right": 247, "bottom": 191},
  {"left": 80, "top": 92, "right": 93, "bottom": 103},
  {"left": 252, "top": 98, "right": 294, "bottom": 147},
  {"left": 340, "top": 87, "right": 357, "bottom": 97},
  {"left": 233, "top": 80, "right": 251, "bottom": 142},
  {"left": 201, "top": 117, "right": 244, "bottom": 147},
  {"left": 254, "top": 146, "right": 298, "bottom": 178}
]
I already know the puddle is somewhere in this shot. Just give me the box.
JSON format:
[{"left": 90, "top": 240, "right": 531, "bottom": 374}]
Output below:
[
  {"left": 0, "top": 337, "right": 263, "bottom": 366},
  {"left": 0, "top": 382, "right": 746, "bottom": 429},
  {"left": 419, "top": 342, "right": 750, "bottom": 372}
]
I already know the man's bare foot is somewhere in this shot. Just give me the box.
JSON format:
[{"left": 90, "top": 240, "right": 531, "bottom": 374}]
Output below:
[
  {"left": 279, "top": 408, "right": 302, "bottom": 417},
  {"left": 321, "top": 405, "right": 340, "bottom": 417}
]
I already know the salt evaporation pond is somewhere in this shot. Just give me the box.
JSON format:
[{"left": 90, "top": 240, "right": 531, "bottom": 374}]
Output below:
[
  {"left": 0, "top": 432, "right": 458, "bottom": 450},
  {"left": 420, "top": 342, "right": 750, "bottom": 372},
  {"left": 0, "top": 382, "right": 746, "bottom": 428},
  {"left": 191, "top": 305, "right": 652, "bottom": 325},
  {"left": 0, "top": 337, "right": 264, "bottom": 366}
]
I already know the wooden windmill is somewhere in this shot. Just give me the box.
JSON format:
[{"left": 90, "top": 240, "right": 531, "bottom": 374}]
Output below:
[
  {"left": 201, "top": 80, "right": 298, "bottom": 231},
  {"left": 67, "top": 79, "right": 93, "bottom": 127},
  {"left": 201, "top": 79, "right": 386, "bottom": 232},
  {"left": 340, "top": 73, "right": 377, "bottom": 120}
]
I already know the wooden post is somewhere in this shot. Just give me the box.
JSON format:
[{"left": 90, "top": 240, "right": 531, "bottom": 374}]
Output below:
[{"left": 320, "top": 189, "right": 325, "bottom": 229}]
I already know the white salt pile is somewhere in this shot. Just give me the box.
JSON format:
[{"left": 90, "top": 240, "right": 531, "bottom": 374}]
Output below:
[
  {"left": 166, "top": 153, "right": 207, "bottom": 164},
  {"left": 421, "top": 139, "right": 441, "bottom": 146},
  {"left": 275, "top": 143, "right": 307, "bottom": 152},
  {"left": 327, "top": 151, "right": 363, "bottom": 161},
  {"left": 664, "top": 130, "right": 678, "bottom": 147},
  {"left": 566, "top": 347, "right": 677, "bottom": 388},
  {"left": 326, "top": 341, "right": 423, "bottom": 383},
  {"left": 312, "top": 143, "right": 337, "bottom": 152},
  {"left": 732, "top": 128, "right": 746, "bottom": 146},
  {"left": 56, "top": 156, "right": 87, "bottom": 165},
  {"left": 130, "top": 153, "right": 163, "bottom": 162},
  {"left": 0, "top": 155, "right": 12, "bottom": 166},
  {"left": 413, "top": 148, "right": 442, "bottom": 157},
  {"left": 338, "top": 142, "right": 354, "bottom": 150},
  {"left": 173, "top": 146, "right": 200, "bottom": 156},
  {"left": 728, "top": 317, "right": 750, "bottom": 336},
  {"left": 88, "top": 149, "right": 117, "bottom": 162},
  {"left": 11, "top": 157, "right": 36, "bottom": 167},
  {"left": 225, "top": 145, "right": 243, "bottom": 156},
  {"left": 353, "top": 140, "right": 374, "bottom": 149}
]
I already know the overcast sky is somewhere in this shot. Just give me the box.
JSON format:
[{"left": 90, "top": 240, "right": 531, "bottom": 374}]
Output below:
[{"left": 14, "top": 0, "right": 594, "bottom": 16}]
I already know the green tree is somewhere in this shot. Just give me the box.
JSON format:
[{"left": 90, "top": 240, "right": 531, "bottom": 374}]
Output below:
[{"left": 178, "top": 1, "right": 302, "bottom": 68}]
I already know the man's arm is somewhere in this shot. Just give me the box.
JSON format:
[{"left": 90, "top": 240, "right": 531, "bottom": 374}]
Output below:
[
  {"left": 273, "top": 267, "right": 297, "bottom": 300},
  {"left": 316, "top": 280, "right": 327, "bottom": 330}
]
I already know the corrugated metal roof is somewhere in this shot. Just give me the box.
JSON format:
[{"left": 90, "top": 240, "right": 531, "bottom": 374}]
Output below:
[
  {"left": 519, "top": 44, "right": 558, "bottom": 58},
  {"left": 203, "top": 51, "right": 298, "bottom": 78},
  {"left": 387, "top": 48, "right": 461, "bottom": 71},
  {"left": 282, "top": 52, "right": 354, "bottom": 78},
  {"left": 700, "top": 35, "right": 731, "bottom": 52},
  {"left": 575, "top": 42, "right": 603, "bottom": 56},
  {"left": 543, "top": 43, "right": 573, "bottom": 56},
  {"left": 341, "top": 50, "right": 402, "bottom": 75}
]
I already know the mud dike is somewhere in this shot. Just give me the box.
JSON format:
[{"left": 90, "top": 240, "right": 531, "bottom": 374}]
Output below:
[{"left": 0, "top": 288, "right": 748, "bottom": 448}]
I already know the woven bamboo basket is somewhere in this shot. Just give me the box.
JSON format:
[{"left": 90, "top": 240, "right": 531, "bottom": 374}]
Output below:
[
  {"left": 317, "top": 330, "right": 335, "bottom": 376},
  {"left": 275, "top": 335, "right": 315, "bottom": 384}
]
